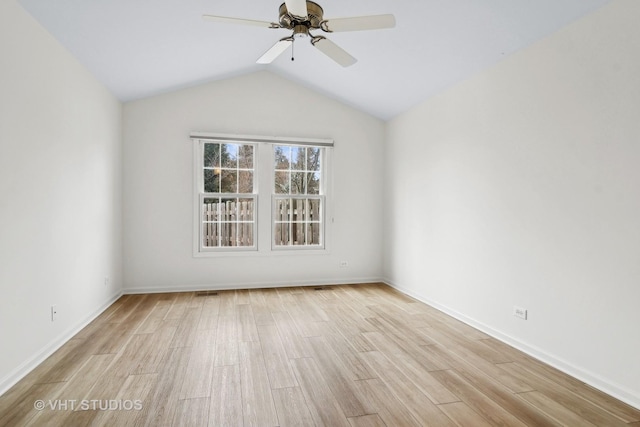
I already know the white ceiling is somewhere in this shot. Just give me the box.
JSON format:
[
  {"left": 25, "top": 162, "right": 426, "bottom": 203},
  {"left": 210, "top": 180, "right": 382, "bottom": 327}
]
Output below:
[{"left": 18, "top": 0, "right": 609, "bottom": 120}]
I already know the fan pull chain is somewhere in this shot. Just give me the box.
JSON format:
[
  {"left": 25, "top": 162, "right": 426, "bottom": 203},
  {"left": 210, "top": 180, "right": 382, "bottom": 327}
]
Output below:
[{"left": 291, "top": 40, "right": 295, "bottom": 61}]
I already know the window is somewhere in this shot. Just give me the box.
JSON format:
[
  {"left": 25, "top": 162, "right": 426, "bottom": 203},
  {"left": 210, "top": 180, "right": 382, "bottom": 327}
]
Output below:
[
  {"left": 192, "top": 133, "right": 332, "bottom": 256},
  {"left": 273, "top": 145, "right": 324, "bottom": 248},
  {"left": 199, "top": 141, "right": 256, "bottom": 251}
]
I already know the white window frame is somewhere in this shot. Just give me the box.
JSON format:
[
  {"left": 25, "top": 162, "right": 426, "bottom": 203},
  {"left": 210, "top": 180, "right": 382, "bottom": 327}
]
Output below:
[
  {"left": 194, "top": 138, "right": 258, "bottom": 254},
  {"left": 271, "top": 143, "right": 327, "bottom": 250},
  {"left": 191, "top": 132, "right": 333, "bottom": 257}
]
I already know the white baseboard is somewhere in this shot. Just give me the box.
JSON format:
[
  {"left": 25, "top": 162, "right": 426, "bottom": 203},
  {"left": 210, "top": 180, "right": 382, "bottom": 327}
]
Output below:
[
  {"left": 123, "top": 276, "right": 383, "bottom": 294},
  {"left": 0, "top": 290, "right": 123, "bottom": 397},
  {"left": 383, "top": 279, "right": 640, "bottom": 411}
]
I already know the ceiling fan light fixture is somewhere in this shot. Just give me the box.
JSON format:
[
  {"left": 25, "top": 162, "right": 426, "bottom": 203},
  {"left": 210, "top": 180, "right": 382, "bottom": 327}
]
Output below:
[{"left": 293, "top": 24, "right": 309, "bottom": 38}]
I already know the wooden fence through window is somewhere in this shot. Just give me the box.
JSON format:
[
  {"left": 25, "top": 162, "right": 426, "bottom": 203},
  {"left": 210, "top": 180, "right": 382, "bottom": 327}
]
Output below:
[
  {"left": 203, "top": 200, "right": 254, "bottom": 247},
  {"left": 203, "top": 198, "right": 321, "bottom": 247}
]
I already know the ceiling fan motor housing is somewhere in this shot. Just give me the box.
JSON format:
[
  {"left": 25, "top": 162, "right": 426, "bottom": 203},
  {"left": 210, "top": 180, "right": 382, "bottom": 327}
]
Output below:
[{"left": 279, "top": 1, "right": 324, "bottom": 29}]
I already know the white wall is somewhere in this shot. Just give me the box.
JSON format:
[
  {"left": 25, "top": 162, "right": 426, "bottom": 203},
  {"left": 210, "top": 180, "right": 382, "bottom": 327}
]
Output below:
[
  {"left": 0, "top": 1, "right": 122, "bottom": 394},
  {"left": 384, "top": 0, "right": 640, "bottom": 408},
  {"left": 122, "top": 71, "right": 384, "bottom": 292}
]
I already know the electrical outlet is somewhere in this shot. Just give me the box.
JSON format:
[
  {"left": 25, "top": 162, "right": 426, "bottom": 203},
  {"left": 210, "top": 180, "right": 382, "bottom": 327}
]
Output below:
[
  {"left": 513, "top": 306, "right": 527, "bottom": 320},
  {"left": 51, "top": 305, "right": 58, "bottom": 322},
  {"left": 339, "top": 261, "right": 349, "bottom": 268}
]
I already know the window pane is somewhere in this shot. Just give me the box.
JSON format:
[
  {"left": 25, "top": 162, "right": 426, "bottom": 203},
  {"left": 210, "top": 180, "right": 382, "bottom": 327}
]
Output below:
[
  {"left": 307, "top": 223, "right": 321, "bottom": 245},
  {"left": 292, "top": 221, "right": 306, "bottom": 245},
  {"left": 201, "top": 196, "right": 255, "bottom": 249},
  {"left": 291, "top": 198, "right": 305, "bottom": 222},
  {"left": 308, "top": 198, "right": 321, "bottom": 222},
  {"left": 306, "top": 147, "right": 321, "bottom": 171},
  {"left": 290, "top": 172, "right": 305, "bottom": 195},
  {"left": 275, "top": 198, "right": 291, "bottom": 222},
  {"left": 220, "top": 170, "right": 237, "bottom": 193},
  {"left": 291, "top": 147, "right": 304, "bottom": 170},
  {"left": 204, "top": 143, "right": 220, "bottom": 168},
  {"left": 203, "top": 222, "right": 219, "bottom": 247},
  {"left": 238, "top": 171, "right": 253, "bottom": 193},
  {"left": 238, "top": 145, "right": 254, "bottom": 169},
  {"left": 274, "top": 223, "right": 289, "bottom": 246},
  {"left": 274, "top": 146, "right": 291, "bottom": 170},
  {"left": 204, "top": 169, "right": 220, "bottom": 193},
  {"left": 238, "top": 198, "right": 255, "bottom": 221},
  {"left": 219, "top": 198, "right": 237, "bottom": 246},
  {"left": 275, "top": 171, "right": 289, "bottom": 194},
  {"left": 273, "top": 196, "right": 322, "bottom": 248},
  {"left": 203, "top": 197, "right": 219, "bottom": 247},
  {"left": 306, "top": 172, "right": 320, "bottom": 195},
  {"left": 222, "top": 144, "right": 238, "bottom": 168}
]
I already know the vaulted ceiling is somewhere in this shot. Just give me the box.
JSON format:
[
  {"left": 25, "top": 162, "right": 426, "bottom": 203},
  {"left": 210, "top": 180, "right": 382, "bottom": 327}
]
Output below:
[{"left": 18, "top": 0, "right": 609, "bottom": 120}]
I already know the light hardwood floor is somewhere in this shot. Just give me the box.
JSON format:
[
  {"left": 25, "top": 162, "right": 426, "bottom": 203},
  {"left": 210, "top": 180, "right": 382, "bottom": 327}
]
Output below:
[{"left": 1, "top": 283, "right": 638, "bottom": 426}]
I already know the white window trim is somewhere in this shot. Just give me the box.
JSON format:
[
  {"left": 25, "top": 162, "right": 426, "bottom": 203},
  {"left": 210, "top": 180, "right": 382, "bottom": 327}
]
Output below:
[{"left": 191, "top": 132, "right": 333, "bottom": 258}]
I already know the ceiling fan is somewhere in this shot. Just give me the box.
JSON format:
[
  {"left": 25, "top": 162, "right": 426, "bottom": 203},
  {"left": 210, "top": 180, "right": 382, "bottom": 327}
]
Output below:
[{"left": 203, "top": 0, "right": 395, "bottom": 67}]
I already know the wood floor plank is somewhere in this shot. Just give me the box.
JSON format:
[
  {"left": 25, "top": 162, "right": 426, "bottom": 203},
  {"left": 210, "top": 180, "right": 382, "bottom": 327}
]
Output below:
[
  {"left": 136, "top": 300, "right": 172, "bottom": 334},
  {"left": 179, "top": 329, "right": 217, "bottom": 399},
  {"left": 437, "top": 401, "right": 494, "bottom": 427},
  {"left": 27, "top": 338, "right": 88, "bottom": 384},
  {"left": 272, "top": 386, "right": 316, "bottom": 427},
  {"left": 359, "top": 351, "right": 456, "bottom": 426},
  {"left": 213, "top": 314, "right": 239, "bottom": 366},
  {"left": 429, "top": 369, "right": 530, "bottom": 427},
  {"left": 238, "top": 303, "right": 259, "bottom": 342},
  {"left": 306, "top": 336, "right": 375, "bottom": 417},
  {"left": 425, "top": 328, "right": 535, "bottom": 393},
  {"left": 236, "top": 289, "right": 251, "bottom": 305},
  {"left": 366, "top": 306, "right": 434, "bottom": 346},
  {"left": 359, "top": 378, "right": 423, "bottom": 427},
  {"left": 92, "top": 372, "right": 157, "bottom": 426},
  {"left": 87, "top": 321, "right": 136, "bottom": 355},
  {"left": 432, "top": 360, "right": 560, "bottom": 426},
  {"left": 0, "top": 382, "right": 65, "bottom": 426},
  {"left": 290, "top": 357, "right": 351, "bottom": 427},
  {"left": 348, "top": 413, "right": 387, "bottom": 427},
  {"left": 256, "top": 323, "right": 298, "bottom": 389},
  {"left": 499, "top": 362, "right": 630, "bottom": 427},
  {"left": 197, "top": 295, "right": 220, "bottom": 331},
  {"left": 363, "top": 332, "right": 458, "bottom": 404},
  {"left": 271, "top": 311, "right": 312, "bottom": 359},
  {"left": 163, "top": 292, "right": 193, "bottom": 321},
  {"left": 132, "top": 324, "right": 178, "bottom": 375},
  {"left": 239, "top": 341, "right": 279, "bottom": 427},
  {"left": 510, "top": 357, "right": 640, "bottom": 423},
  {"left": 218, "top": 290, "right": 238, "bottom": 316},
  {"left": 83, "top": 333, "right": 152, "bottom": 401},
  {"left": 170, "top": 306, "right": 203, "bottom": 349},
  {"left": 208, "top": 364, "right": 243, "bottom": 427},
  {"left": 249, "top": 288, "right": 276, "bottom": 325},
  {"left": 316, "top": 321, "right": 377, "bottom": 380},
  {"left": 27, "top": 353, "right": 115, "bottom": 426},
  {"left": 364, "top": 322, "right": 450, "bottom": 372},
  {"left": 517, "top": 390, "right": 600, "bottom": 427},
  {"left": 135, "top": 346, "right": 192, "bottom": 427},
  {"left": 173, "top": 397, "right": 210, "bottom": 426}
]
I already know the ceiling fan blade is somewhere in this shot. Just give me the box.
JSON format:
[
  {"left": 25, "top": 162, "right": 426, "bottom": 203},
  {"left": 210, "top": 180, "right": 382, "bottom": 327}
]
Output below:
[
  {"left": 311, "top": 37, "right": 357, "bottom": 67},
  {"left": 285, "top": 0, "right": 308, "bottom": 19},
  {"left": 322, "top": 14, "right": 396, "bottom": 32},
  {"left": 257, "top": 38, "right": 293, "bottom": 64},
  {"left": 202, "top": 14, "right": 278, "bottom": 28}
]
